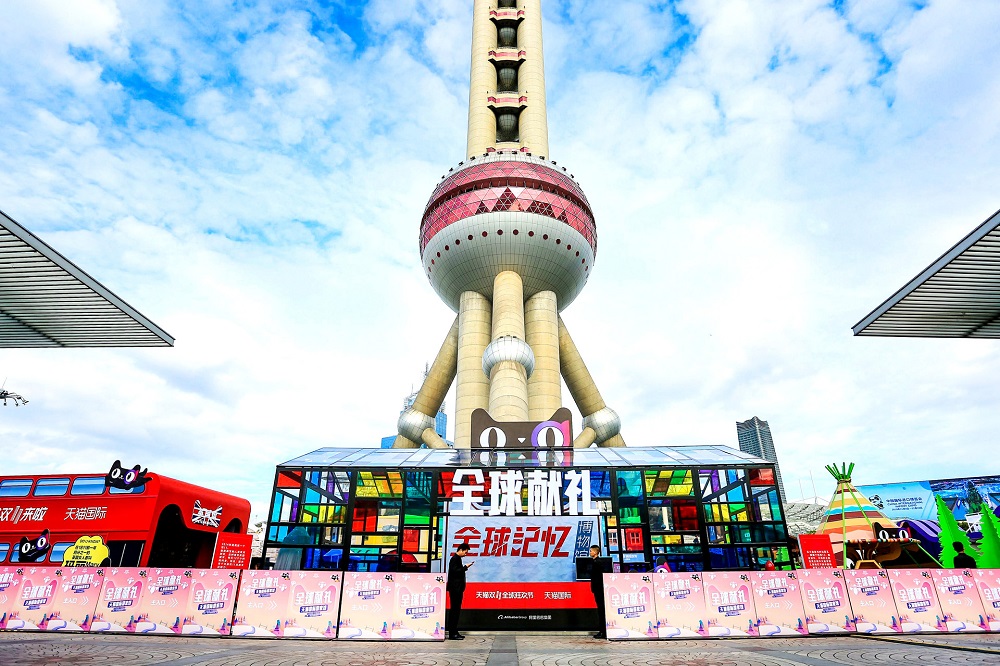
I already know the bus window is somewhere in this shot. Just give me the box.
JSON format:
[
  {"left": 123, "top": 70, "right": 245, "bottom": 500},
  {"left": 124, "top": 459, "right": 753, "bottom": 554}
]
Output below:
[
  {"left": 0, "top": 543, "right": 8, "bottom": 562},
  {"left": 48, "top": 542, "right": 73, "bottom": 563},
  {"left": 34, "top": 477, "right": 71, "bottom": 497},
  {"left": 109, "top": 484, "right": 145, "bottom": 495},
  {"left": 0, "top": 479, "right": 32, "bottom": 497},
  {"left": 70, "top": 476, "right": 107, "bottom": 496}
]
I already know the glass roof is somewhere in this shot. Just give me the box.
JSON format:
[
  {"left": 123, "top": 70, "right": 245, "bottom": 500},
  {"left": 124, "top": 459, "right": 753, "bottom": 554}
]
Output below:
[{"left": 280, "top": 445, "right": 769, "bottom": 469}]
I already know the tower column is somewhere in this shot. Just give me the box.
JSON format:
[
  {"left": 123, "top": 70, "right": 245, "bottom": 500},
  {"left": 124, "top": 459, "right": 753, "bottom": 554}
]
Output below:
[
  {"left": 455, "top": 290, "right": 492, "bottom": 448},
  {"left": 467, "top": 0, "right": 498, "bottom": 158},
  {"left": 517, "top": 0, "right": 549, "bottom": 156},
  {"left": 558, "top": 317, "right": 624, "bottom": 447},
  {"left": 487, "top": 271, "right": 530, "bottom": 420},
  {"left": 395, "top": 317, "right": 459, "bottom": 449},
  {"left": 525, "top": 290, "right": 560, "bottom": 419}
]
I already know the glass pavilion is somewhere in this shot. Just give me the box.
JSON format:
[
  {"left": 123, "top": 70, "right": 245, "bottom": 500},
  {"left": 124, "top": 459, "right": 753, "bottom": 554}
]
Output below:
[{"left": 265, "top": 446, "right": 791, "bottom": 574}]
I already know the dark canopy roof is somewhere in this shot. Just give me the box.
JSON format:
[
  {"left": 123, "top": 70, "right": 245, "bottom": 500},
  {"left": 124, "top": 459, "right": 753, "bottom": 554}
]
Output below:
[
  {"left": 853, "top": 207, "right": 1000, "bottom": 338},
  {"left": 0, "top": 210, "right": 174, "bottom": 347}
]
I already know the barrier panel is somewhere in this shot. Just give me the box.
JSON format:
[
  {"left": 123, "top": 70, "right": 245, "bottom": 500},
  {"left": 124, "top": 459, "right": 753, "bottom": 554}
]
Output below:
[
  {"left": 932, "top": 569, "right": 988, "bottom": 632},
  {"left": 888, "top": 569, "right": 945, "bottom": 633},
  {"left": 603, "top": 573, "right": 658, "bottom": 639},
  {"left": 972, "top": 569, "right": 1000, "bottom": 631},
  {"left": 43, "top": 567, "right": 104, "bottom": 631},
  {"left": 184, "top": 569, "right": 241, "bottom": 635},
  {"left": 844, "top": 569, "right": 899, "bottom": 633},
  {"left": 92, "top": 567, "right": 144, "bottom": 632},
  {"left": 392, "top": 572, "right": 446, "bottom": 640},
  {"left": 750, "top": 571, "right": 809, "bottom": 636},
  {"left": 702, "top": 572, "right": 759, "bottom": 636},
  {"left": 232, "top": 570, "right": 341, "bottom": 638},
  {"left": 652, "top": 571, "right": 709, "bottom": 638},
  {"left": 338, "top": 572, "right": 395, "bottom": 639},
  {"left": 0, "top": 567, "right": 24, "bottom": 629},
  {"left": 8, "top": 566, "right": 62, "bottom": 630},
  {"left": 132, "top": 568, "right": 194, "bottom": 634},
  {"left": 796, "top": 568, "right": 853, "bottom": 634},
  {"left": 3, "top": 565, "right": 1000, "bottom": 640}
]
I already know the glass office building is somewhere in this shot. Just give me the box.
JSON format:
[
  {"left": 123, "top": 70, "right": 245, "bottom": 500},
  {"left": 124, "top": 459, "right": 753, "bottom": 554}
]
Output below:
[{"left": 264, "top": 445, "right": 791, "bottom": 574}]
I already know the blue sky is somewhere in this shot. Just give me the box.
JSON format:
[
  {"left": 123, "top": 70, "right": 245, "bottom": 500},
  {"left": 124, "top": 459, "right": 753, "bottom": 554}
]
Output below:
[{"left": 1, "top": 0, "right": 999, "bottom": 520}]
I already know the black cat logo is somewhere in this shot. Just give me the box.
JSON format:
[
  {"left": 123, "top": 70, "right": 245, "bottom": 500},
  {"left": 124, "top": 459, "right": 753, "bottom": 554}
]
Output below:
[
  {"left": 18, "top": 529, "right": 50, "bottom": 563},
  {"left": 105, "top": 460, "right": 151, "bottom": 490}
]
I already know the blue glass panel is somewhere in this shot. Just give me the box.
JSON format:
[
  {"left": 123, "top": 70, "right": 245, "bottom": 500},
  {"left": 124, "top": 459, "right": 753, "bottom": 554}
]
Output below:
[
  {"left": 70, "top": 477, "right": 106, "bottom": 496},
  {"left": 0, "top": 479, "right": 32, "bottom": 497},
  {"left": 33, "top": 478, "right": 70, "bottom": 496}
]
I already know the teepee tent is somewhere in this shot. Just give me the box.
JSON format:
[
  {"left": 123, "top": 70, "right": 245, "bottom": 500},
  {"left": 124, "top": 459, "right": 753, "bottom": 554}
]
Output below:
[{"left": 815, "top": 463, "right": 897, "bottom": 564}]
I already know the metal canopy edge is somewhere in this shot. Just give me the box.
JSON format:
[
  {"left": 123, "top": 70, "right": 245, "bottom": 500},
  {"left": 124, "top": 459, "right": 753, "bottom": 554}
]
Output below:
[
  {"left": 852, "top": 207, "right": 1000, "bottom": 338},
  {"left": 0, "top": 209, "right": 174, "bottom": 347}
]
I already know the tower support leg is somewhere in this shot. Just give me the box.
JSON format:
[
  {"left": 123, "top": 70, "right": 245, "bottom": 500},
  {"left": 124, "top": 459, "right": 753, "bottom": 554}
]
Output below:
[
  {"left": 525, "top": 290, "right": 560, "bottom": 419},
  {"left": 393, "top": 317, "right": 459, "bottom": 449},
  {"left": 488, "top": 271, "right": 529, "bottom": 421},
  {"left": 454, "top": 291, "right": 492, "bottom": 448},
  {"left": 558, "top": 317, "right": 624, "bottom": 448}
]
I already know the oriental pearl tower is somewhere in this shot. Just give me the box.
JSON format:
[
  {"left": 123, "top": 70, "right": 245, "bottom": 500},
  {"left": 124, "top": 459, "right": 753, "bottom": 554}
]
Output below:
[{"left": 392, "top": 0, "right": 624, "bottom": 450}]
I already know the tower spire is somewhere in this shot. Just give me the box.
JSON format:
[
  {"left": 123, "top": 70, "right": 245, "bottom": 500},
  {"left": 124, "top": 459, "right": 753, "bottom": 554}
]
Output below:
[{"left": 467, "top": 0, "right": 549, "bottom": 158}]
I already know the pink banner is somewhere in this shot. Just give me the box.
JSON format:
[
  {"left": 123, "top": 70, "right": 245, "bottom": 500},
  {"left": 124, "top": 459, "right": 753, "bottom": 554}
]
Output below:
[
  {"left": 9, "top": 566, "right": 61, "bottom": 630},
  {"left": 797, "top": 568, "right": 853, "bottom": 633},
  {"left": 603, "top": 573, "right": 658, "bottom": 639},
  {"left": 392, "top": 573, "right": 446, "bottom": 640},
  {"left": 972, "top": 569, "right": 1000, "bottom": 631},
  {"left": 932, "top": 569, "right": 988, "bottom": 632},
  {"left": 131, "top": 568, "right": 194, "bottom": 634},
  {"left": 844, "top": 569, "right": 899, "bottom": 633},
  {"left": 183, "top": 569, "right": 240, "bottom": 635},
  {"left": 284, "top": 571, "right": 342, "bottom": 638},
  {"left": 42, "top": 567, "right": 104, "bottom": 631},
  {"left": 889, "top": 569, "right": 945, "bottom": 633},
  {"left": 91, "top": 568, "right": 145, "bottom": 632},
  {"left": 702, "top": 571, "right": 759, "bottom": 637},
  {"left": 652, "top": 571, "right": 709, "bottom": 638},
  {"left": 0, "top": 567, "right": 24, "bottom": 630},
  {"left": 750, "top": 571, "right": 809, "bottom": 636},
  {"left": 231, "top": 571, "right": 293, "bottom": 637},
  {"left": 338, "top": 572, "right": 394, "bottom": 639}
]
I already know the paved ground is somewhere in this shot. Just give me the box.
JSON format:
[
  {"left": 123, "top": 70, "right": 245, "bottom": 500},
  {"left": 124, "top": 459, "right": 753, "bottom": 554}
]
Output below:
[{"left": 2, "top": 632, "right": 1000, "bottom": 666}]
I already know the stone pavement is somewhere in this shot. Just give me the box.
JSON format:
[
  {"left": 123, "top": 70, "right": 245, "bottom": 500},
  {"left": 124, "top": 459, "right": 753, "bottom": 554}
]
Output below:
[{"left": 2, "top": 632, "right": 1000, "bottom": 666}]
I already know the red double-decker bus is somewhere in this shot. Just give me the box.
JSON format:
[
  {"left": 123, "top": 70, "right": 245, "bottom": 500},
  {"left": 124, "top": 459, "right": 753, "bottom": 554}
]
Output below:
[{"left": 0, "top": 471, "right": 250, "bottom": 568}]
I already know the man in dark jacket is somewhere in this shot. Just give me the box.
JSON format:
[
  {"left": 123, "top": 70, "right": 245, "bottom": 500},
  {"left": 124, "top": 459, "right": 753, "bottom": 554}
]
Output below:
[
  {"left": 953, "top": 542, "right": 978, "bottom": 569},
  {"left": 447, "top": 543, "right": 473, "bottom": 640},
  {"left": 589, "top": 545, "right": 608, "bottom": 639}
]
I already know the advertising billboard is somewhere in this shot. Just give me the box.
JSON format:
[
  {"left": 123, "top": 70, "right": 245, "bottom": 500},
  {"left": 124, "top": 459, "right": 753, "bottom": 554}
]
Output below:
[
  {"left": 796, "top": 568, "right": 853, "bottom": 634},
  {"left": 844, "top": 569, "right": 899, "bottom": 634},
  {"left": 750, "top": 571, "right": 809, "bottom": 636},
  {"left": 702, "top": 571, "right": 758, "bottom": 637},
  {"left": 184, "top": 569, "right": 240, "bottom": 635},
  {"left": 888, "top": 569, "right": 945, "bottom": 633},
  {"left": 338, "top": 572, "right": 393, "bottom": 639},
  {"left": 7, "top": 566, "right": 60, "bottom": 630},
  {"left": 392, "top": 573, "right": 446, "bottom": 640},
  {"left": 931, "top": 569, "right": 988, "bottom": 632},
  {"left": 91, "top": 568, "right": 145, "bottom": 632},
  {"left": 858, "top": 474, "right": 1000, "bottom": 529},
  {"left": 652, "top": 571, "right": 709, "bottom": 638},
  {"left": 43, "top": 567, "right": 104, "bottom": 631},
  {"left": 603, "top": 573, "right": 658, "bottom": 639}
]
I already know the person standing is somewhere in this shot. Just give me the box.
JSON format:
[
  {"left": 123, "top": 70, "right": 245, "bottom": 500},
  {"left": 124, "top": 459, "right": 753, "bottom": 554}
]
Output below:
[
  {"left": 953, "top": 542, "right": 978, "bottom": 569},
  {"left": 447, "top": 543, "right": 473, "bottom": 640},
  {"left": 589, "top": 545, "right": 608, "bottom": 639}
]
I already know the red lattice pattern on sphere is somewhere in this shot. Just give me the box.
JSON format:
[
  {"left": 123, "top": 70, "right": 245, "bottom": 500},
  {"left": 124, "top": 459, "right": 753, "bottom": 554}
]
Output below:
[{"left": 420, "top": 161, "right": 597, "bottom": 253}]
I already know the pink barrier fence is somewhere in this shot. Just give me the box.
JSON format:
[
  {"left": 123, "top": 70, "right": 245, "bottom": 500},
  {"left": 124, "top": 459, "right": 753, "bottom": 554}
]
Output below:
[
  {"left": 604, "top": 568, "right": 999, "bottom": 640},
  {"left": 2, "top": 565, "right": 997, "bottom": 640}
]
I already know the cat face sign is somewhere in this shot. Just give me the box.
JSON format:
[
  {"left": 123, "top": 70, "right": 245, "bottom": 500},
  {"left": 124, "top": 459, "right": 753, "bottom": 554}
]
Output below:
[
  {"left": 105, "top": 460, "right": 151, "bottom": 490},
  {"left": 18, "top": 529, "right": 50, "bottom": 562},
  {"left": 470, "top": 408, "right": 573, "bottom": 449}
]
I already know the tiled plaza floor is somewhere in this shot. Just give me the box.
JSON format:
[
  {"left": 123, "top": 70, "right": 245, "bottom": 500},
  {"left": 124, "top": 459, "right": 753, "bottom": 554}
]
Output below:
[{"left": 2, "top": 632, "right": 1000, "bottom": 666}]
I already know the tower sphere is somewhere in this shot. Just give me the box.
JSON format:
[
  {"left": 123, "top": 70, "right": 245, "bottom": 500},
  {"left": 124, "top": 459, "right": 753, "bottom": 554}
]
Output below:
[{"left": 420, "top": 153, "right": 597, "bottom": 311}]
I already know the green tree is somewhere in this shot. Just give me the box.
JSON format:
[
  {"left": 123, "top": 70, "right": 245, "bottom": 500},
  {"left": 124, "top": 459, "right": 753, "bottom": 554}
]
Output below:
[
  {"left": 935, "top": 494, "right": 980, "bottom": 567},
  {"left": 977, "top": 509, "right": 1000, "bottom": 569}
]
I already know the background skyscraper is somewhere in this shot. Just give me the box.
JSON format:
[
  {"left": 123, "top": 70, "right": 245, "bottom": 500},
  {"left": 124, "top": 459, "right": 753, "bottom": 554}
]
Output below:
[{"left": 736, "top": 416, "right": 786, "bottom": 503}]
